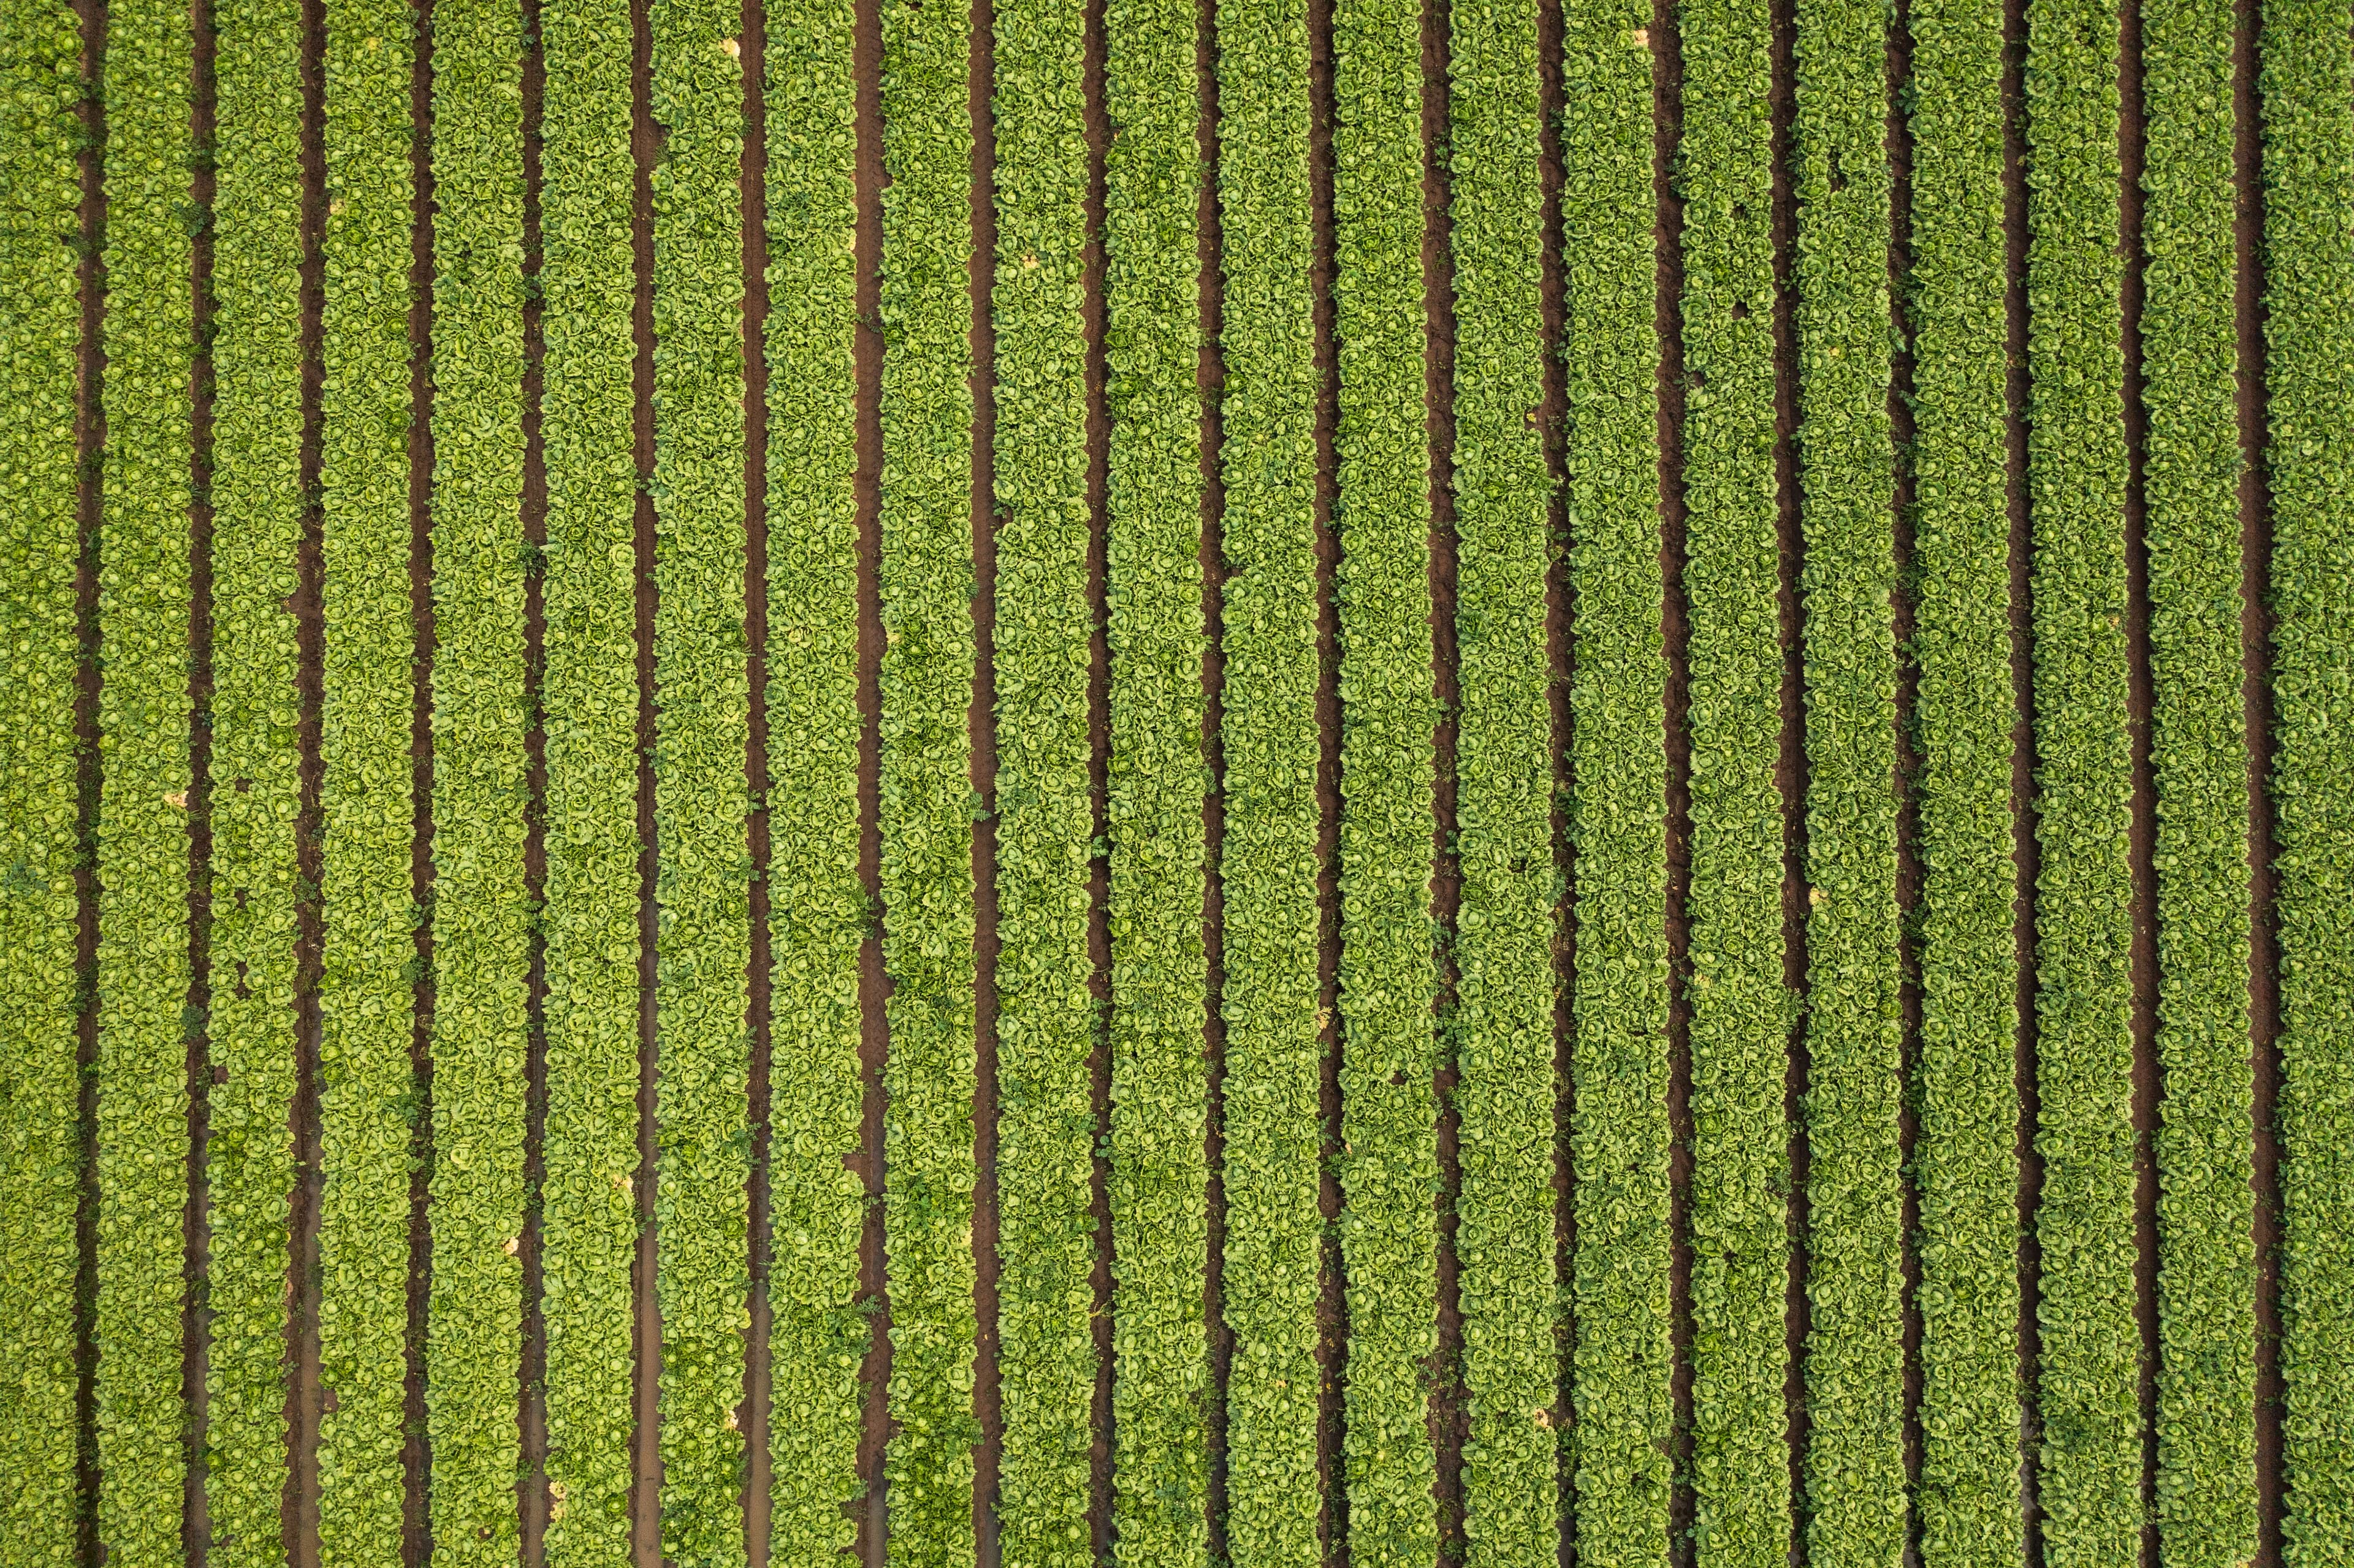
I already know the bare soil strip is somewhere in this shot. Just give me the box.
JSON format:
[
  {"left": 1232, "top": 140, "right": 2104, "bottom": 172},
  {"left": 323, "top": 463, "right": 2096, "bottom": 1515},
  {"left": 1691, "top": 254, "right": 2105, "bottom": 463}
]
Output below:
[
  {"left": 404, "top": 6, "right": 440, "bottom": 1558},
  {"left": 517, "top": 1, "right": 553, "bottom": 1554},
  {"left": 740, "top": 0, "right": 775, "bottom": 1553},
  {"left": 1421, "top": 0, "right": 1468, "bottom": 1555},
  {"left": 289, "top": 0, "right": 330, "bottom": 1548},
  {"left": 2230, "top": 0, "right": 2282, "bottom": 1554},
  {"left": 1649, "top": 0, "right": 1696, "bottom": 1556},
  {"left": 966, "top": 0, "right": 1004, "bottom": 1553},
  {"left": 848, "top": 0, "right": 892, "bottom": 1553},
  {"left": 1302, "top": 0, "right": 1349, "bottom": 1555},
  {"left": 1195, "top": 0, "right": 1233, "bottom": 1554},
  {"left": 627, "top": 0, "right": 660, "bottom": 1549},
  {"left": 1996, "top": 0, "right": 2044, "bottom": 1548}
]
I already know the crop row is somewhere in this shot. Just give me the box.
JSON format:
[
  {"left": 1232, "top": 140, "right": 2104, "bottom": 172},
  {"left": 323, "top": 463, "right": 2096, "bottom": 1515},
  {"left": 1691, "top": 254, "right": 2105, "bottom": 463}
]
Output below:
[
  {"left": 1102, "top": 0, "right": 1209, "bottom": 1559},
  {"left": 203, "top": 0, "right": 310, "bottom": 1548},
  {"left": 536, "top": 0, "right": 642, "bottom": 1547},
  {"left": 1213, "top": 0, "right": 1326, "bottom": 1560},
  {"left": 1330, "top": 1, "right": 1438, "bottom": 1561},
  {"left": 1677, "top": 0, "right": 1790, "bottom": 1559},
  {"left": 424, "top": 0, "right": 530, "bottom": 1555},
  {"left": 1906, "top": 0, "right": 2023, "bottom": 1558},
  {"left": 2263, "top": 1, "right": 2354, "bottom": 1556},
  {"left": 2138, "top": 0, "right": 2258, "bottom": 1562},
  {"left": 990, "top": 0, "right": 1100, "bottom": 1558},
  {"left": 762, "top": 0, "right": 869, "bottom": 1561},
  {"left": 0, "top": 0, "right": 91, "bottom": 1556},
  {"left": 93, "top": 0, "right": 197, "bottom": 1557},
  {"left": 1560, "top": 7, "right": 1672, "bottom": 1564},
  {"left": 314, "top": 0, "right": 424, "bottom": 1548},
  {"left": 1789, "top": 0, "right": 1905, "bottom": 1560},
  {"left": 647, "top": 0, "right": 752, "bottom": 1551},
  {"left": 878, "top": 0, "right": 981, "bottom": 1551},
  {"left": 1444, "top": 0, "right": 1556, "bottom": 1559},
  {"left": 2023, "top": 0, "right": 2141, "bottom": 1555}
]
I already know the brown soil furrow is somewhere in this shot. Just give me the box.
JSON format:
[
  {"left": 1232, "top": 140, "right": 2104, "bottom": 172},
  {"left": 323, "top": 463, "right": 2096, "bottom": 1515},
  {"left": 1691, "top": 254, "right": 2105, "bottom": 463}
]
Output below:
[
  {"left": 1196, "top": 0, "right": 1233, "bottom": 1552},
  {"left": 628, "top": 0, "right": 659, "bottom": 1548},
  {"left": 1649, "top": 0, "right": 1694, "bottom": 1556},
  {"left": 1533, "top": 0, "right": 1572, "bottom": 1559},
  {"left": 1302, "top": 0, "right": 1347, "bottom": 1556},
  {"left": 71, "top": 0, "right": 106, "bottom": 1551},
  {"left": 517, "top": 0, "right": 552, "bottom": 1552},
  {"left": 1079, "top": 0, "right": 1116, "bottom": 1554},
  {"left": 1997, "top": 0, "right": 2043, "bottom": 1549},
  {"left": 967, "top": 0, "right": 1004, "bottom": 1557},
  {"left": 187, "top": 0, "right": 222, "bottom": 1553},
  {"left": 1884, "top": 1, "right": 1926, "bottom": 1551},
  {"left": 404, "top": 4, "right": 440, "bottom": 1559},
  {"left": 2230, "top": 0, "right": 2280, "bottom": 1555},
  {"left": 739, "top": 0, "right": 775, "bottom": 1553},
  {"left": 849, "top": 0, "right": 891, "bottom": 1553},
  {"left": 288, "top": 0, "right": 330, "bottom": 1546},
  {"left": 1419, "top": 0, "right": 1466, "bottom": 1557}
]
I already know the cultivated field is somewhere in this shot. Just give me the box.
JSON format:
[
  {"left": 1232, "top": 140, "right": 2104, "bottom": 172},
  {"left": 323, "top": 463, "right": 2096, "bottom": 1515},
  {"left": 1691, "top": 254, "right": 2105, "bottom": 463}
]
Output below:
[{"left": 1, "top": 0, "right": 2347, "bottom": 1563}]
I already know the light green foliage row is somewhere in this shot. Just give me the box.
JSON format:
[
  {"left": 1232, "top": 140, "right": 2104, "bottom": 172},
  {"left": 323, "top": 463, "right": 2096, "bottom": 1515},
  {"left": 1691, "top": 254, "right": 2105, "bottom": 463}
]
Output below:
[
  {"left": 1677, "top": 0, "right": 1789, "bottom": 1558},
  {"left": 1560, "top": 6, "right": 1671, "bottom": 1561},
  {"left": 0, "top": 0, "right": 86, "bottom": 1557},
  {"left": 2023, "top": 0, "right": 2139, "bottom": 1555},
  {"left": 2262, "top": 1, "right": 2354, "bottom": 1556},
  {"left": 991, "top": 0, "right": 1098, "bottom": 1558},
  {"left": 536, "top": 0, "right": 642, "bottom": 1547},
  {"left": 878, "top": 0, "right": 980, "bottom": 1554},
  {"left": 763, "top": 0, "right": 869, "bottom": 1559},
  {"left": 1906, "top": 0, "right": 2024, "bottom": 1557},
  {"left": 1102, "top": 0, "right": 1209, "bottom": 1559},
  {"left": 1789, "top": 0, "right": 1905, "bottom": 1558},
  {"left": 1444, "top": 0, "right": 1556, "bottom": 1558},
  {"left": 649, "top": 0, "right": 751, "bottom": 1551},
  {"left": 204, "top": 0, "right": 310, "bottom": 1547},
  {"left": 1330, "top": 1, "right": 1436, "bottom": 1561},
  {"left": 314, "top": 0, "right": 420, "bottom": 1550},
  {"left": 1214, "top": 0, "right": 1325, "bottom": 1558},
  {"left": 93, "top": 0, "right": 196, "bottom": 1555},
  {"left": 2140, "top": 0, "right": 2257, "bottom": 1562},
  {"left": 425, "top": 0, "right": 530, "bottom": 1553}
]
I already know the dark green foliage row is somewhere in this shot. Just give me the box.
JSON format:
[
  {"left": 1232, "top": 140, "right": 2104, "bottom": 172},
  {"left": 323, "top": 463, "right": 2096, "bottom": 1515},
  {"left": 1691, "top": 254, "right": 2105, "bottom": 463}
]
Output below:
[
  {"left": 1444, "top": 0, "right": 1556, "bottom": 1558},
  {"left": 1561, "top": 7, "right": 1671, "bottom": 1563},
  {"left": 2023, "top": 0, "right": 2140, "bottom": 1554},
  {"left": 0, "top": 0, "right": 88, "bottom": 1556},
  {"left": 1790, "top": 0, "right": 1905, "bottom": 1558},
  {"left": 763, "top": 0, "right": 869, "bottom": 1558},
  {"left": 1331, "top": 1, "right": 1436, "bottom": 1560},
  {"left": 1905, "top": 0, "right": 2024, "bottom": 1557},
  {"left": 314, "top": 0, "right": 419, "bottom": 1548},
  {"left": 991, "top": 0, "right": 1098, "bottom": 1555},
  {"left": 878, "top": 0, "right": 980, "bottom": 1553},
  {"left": 648, "top": 0, "right": 751, "bottom": 1550},
  {"left": 1102, "top": 0, "right": 1209, "bottom": 1559},
  {"left": 424, "top": 0, "right": 530, "bottom": 1552},
  {"left": 2263, "top": 1, "right": 2354, "bottom": 1557},
  {"left": 93, "top": 0, "right": 196, "bottom": 1555},
  {"left": 536, "top": 0, "right": 642, "bottom": 1546},
  {"left": 2139, "top": 0, "right": 2257, "bottom": 1561},
  {"left": 1677, "top": 0, "right": 1788, "bottom": 1557},
  {"left": 203, "top": 0, "right": 310, "bottom": 1547},
  {"left": 1214, "top": 0, "right": 1325, "bottom": 1559}
]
